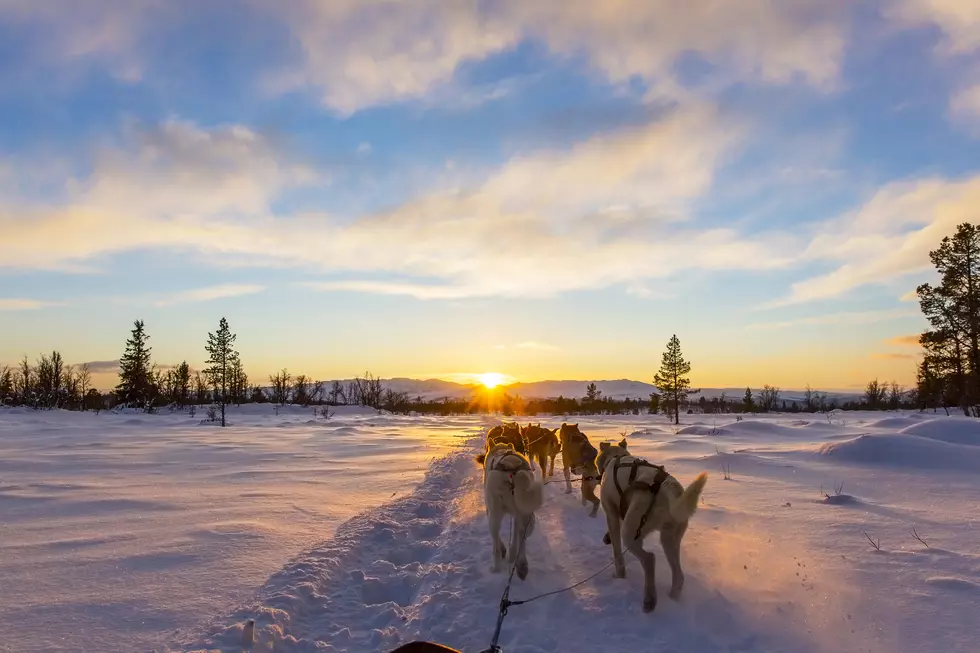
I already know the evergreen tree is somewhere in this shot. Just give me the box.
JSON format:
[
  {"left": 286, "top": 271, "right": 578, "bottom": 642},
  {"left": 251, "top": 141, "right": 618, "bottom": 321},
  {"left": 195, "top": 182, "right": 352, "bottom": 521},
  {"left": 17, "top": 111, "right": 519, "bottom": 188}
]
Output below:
[
  {"left": 742, "top": 387, "right": 754, "bottom": 412},
  {"left": 117, "top": 320, "right": 155, "bottom": 409},
  {"left": 174, "top": 361, "right": 191, "bottom": 407},
  {"left": 204, "top": 317, "right": 238, "bottom": 427},
  {"left": 654, "top": 334, "right": 694, "bottom": 425},
  {"left": 918, "top": 222, "right": 980, "bottom": 415}
]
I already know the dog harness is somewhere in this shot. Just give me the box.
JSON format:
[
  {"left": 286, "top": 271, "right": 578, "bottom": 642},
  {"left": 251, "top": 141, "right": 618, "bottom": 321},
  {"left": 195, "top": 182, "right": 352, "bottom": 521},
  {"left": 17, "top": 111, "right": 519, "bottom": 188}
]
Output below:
[
  {"left": 611, "top": 457, "right": 668, "bottom": 520},
  {"left": 491, "top": 451, "right": 531, "bottom": 493}
]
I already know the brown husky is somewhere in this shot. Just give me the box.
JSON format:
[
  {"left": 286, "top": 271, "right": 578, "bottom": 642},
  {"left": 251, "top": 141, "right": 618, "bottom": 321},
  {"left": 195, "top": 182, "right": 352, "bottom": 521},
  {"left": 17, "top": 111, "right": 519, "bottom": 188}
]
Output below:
[
  {"left": 557, "top": 423, "right": 601, "bottom": 517},
  {"left": 475, "top": 422, "right": 527, "bottom": 465},
  {"left": 520, "top": 423, "right": 560, "bottom": 477},
  {"left": 596, "top": 438, "right": 708, "bottom": 612}
]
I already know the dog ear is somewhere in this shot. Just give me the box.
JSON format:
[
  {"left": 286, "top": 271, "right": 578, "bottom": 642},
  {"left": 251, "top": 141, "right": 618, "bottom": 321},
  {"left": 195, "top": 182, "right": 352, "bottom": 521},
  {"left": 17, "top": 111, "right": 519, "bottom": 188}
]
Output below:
[
  {"left": 551, "top": 427, "right": 559, "bottom": 434},
  {"left": 573, "top": 423, "right": 579, "bottom": 429},
  {"left": 618, "top": 438, "right": 628, "bottom": 448},
  {"left": 599, "top": 441, "right": 610, "bottom": 450}
]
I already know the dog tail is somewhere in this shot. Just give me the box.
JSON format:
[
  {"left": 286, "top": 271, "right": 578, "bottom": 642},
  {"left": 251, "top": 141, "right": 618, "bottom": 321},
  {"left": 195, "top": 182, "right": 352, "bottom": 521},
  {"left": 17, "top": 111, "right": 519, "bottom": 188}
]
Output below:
[
  {"left": 669, "top": 472, "right": 708, "bottom": 523},
  {"left": 512, "top": 470, "right": 544, "bottom": 514}
]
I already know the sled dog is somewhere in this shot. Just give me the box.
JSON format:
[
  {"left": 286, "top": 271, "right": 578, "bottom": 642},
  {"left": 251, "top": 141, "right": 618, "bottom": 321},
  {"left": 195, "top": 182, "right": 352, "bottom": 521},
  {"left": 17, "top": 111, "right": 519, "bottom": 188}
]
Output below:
[
  {"left": 477, "top": 443, "right": 544, "bottom": 580},
  {"left": 521, "top": 423, "right": 560, "bottom": 477},
  {"left": 557, "top": 423, "right": 601, "bottom": 517},
  {"left": 596, "top": 438, "right": 708, "bottom": 612},
  {"left": 477, "top": 422, "right": 527, "bottom": 460}
]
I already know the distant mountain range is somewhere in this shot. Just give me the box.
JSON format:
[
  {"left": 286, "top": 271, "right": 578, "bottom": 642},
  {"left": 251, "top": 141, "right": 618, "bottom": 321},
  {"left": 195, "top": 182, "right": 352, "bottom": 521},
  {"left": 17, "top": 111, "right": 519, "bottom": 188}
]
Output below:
[{"left": 360, "top": 378, "right": 863, "bottom": 403}]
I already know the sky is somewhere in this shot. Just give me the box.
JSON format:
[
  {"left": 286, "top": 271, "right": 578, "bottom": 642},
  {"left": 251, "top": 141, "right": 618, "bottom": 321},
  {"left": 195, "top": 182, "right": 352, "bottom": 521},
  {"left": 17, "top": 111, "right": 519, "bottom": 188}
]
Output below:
[{"left": 2, "top": 0, "right": 980, "bottom": 392}]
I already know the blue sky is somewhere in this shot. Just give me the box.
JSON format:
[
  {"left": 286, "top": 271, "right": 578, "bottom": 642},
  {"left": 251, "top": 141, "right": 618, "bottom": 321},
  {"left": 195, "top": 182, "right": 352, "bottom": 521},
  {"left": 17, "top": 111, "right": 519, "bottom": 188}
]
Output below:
[{"left": 2, "top": 0, "right": 980, "bottom": 391}]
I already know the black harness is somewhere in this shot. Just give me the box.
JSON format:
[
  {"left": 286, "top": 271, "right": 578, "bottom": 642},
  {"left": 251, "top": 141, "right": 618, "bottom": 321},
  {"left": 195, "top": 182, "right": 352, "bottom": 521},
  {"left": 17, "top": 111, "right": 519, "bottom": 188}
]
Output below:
[
  {"left": 610, "top": 456, "right": 669, "bottom": 520},
  {"left": 491, "top": 451, "right": 531, "bottom": 492}
]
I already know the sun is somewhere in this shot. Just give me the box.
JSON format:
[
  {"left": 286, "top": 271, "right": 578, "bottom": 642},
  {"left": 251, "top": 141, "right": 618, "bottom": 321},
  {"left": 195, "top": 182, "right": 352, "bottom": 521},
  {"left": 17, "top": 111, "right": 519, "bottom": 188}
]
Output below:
[{"left": 477, "top": 372, "right": 508, "bottom": 389}]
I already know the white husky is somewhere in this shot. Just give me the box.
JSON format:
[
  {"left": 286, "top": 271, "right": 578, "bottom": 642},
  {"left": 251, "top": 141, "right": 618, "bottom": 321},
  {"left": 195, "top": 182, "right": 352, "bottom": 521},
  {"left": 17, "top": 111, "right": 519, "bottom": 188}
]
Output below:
[
  {"left": 596, "top": 438, "right": 708, "bottom": 612},
  {"left": 476, "top": 443, "right": 544, "bottom": 579}
]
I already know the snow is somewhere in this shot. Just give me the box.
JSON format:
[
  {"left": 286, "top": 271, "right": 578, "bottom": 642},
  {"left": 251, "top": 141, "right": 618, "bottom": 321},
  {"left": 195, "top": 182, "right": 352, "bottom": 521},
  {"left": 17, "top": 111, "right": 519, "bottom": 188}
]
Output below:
[{"left": 2, "top": 409, "right": 979, "bottom": 653}]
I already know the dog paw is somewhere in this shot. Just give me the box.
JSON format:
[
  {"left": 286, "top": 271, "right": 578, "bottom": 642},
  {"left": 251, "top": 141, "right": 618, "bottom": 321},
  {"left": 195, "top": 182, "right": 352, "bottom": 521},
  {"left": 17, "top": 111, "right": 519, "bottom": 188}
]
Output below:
[
  {"left": 614, "top": 568, "right": 626, "bottom": 579},
  {"left": 642, "top": 596, "right": 657, "bottom": 613},
  {"left": 588, "top": 509, "right": 599, "bottom": 518},
  {"left": 564, "top": 488, "right": 572, "bottom": 495},
  {"left": 602, "top": 532, "right": 611, "bottom": 545},
  {"left": 669, "top": 586, "right": 683, "bottom": 601},
  {"left": 516, "top": 560, "right": 528, "bottom": 581}
]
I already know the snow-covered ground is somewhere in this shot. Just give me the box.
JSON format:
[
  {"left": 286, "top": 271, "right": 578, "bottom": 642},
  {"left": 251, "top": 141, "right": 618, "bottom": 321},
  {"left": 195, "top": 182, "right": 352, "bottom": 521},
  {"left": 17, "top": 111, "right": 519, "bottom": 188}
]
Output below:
[{"left": 3, "top": 409, "right": 979, "bottom": 653}]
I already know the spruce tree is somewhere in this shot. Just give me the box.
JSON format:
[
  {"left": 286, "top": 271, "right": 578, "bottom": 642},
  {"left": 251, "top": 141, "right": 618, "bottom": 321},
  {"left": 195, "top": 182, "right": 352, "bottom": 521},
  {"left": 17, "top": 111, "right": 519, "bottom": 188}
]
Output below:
[
  {"left": 654, "top": 334, "right": 694, "bottom": 425},
  {"left": 743, "top": 387, "right": 754, "bottom": 412},
  {"left": 204, "top": 317, "right": 238, "bottom": 427},
  {"left": 117, "top": 320, "right": 154, "bottom": 409}
]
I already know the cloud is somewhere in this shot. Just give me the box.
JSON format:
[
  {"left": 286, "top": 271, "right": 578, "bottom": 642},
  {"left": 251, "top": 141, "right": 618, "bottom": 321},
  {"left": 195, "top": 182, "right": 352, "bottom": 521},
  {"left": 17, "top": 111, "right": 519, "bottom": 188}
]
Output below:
[
  {"left": 886, "top": 334, "right": 921, "bottom": 347},
  {"left": 747, "top": 308, "right": 919, "bottom": 330},
  {"left": 515, "top": 341, "right": 560, "bottom": 352},
  {"left": 951, "top": 81, "right": 980, "bottom": 129},
  {"left": 900, "top": 288, "right": 920, "bottom": 302},
  {"left": 154, "top": 283, "right": 266, "bottom": 306},
  {"left": 80, "top": 359, "right": 121, "bottom": 373},
  {"left": 265, "top": 0, "right": 848, "bottom": 113},
  {"left": 772, "top": 175, "right": 980, "bottom": 306},
  {"left": 0, "top": 298, "right": 60, "bottom": 310},
  {"left": 356, "top": 142, "right": 372, "bottom": 155},
  {"left": 2, "top": 109, "right": 797, "bottom": 300},
  {"left": 885, "top": 0, "right": 980, "bottom": 56},
  {"left": 871, "top": 352, "right": 919, "bottom": 361},
  {"left": 492, "top": 341, "right": 560, "bottom": 352},
  {"left": 0, "top": 119, "right": 316, "bottom": 272},
  {"left": 885, "top": 0, "right": 980, "bottom": 130}
]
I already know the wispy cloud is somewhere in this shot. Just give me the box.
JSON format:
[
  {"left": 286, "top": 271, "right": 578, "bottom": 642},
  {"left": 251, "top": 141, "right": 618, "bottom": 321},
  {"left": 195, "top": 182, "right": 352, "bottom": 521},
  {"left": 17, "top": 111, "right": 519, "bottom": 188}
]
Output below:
[
  {"left": 0, "top": 298, "right": 60, "bottom": 311},
  {"left": 900, "top": 289, "right": 920, "bottom": 302},
  {"left": 515, "top": 341, "right": 559, "bottom": 352},
  {"left": 886, "top": 334, "right": 921, "bottom": 347},
  {"left": 80, "top": 360, "right": 121, "bottom": 373},
  {"left": 493, "top": 341, "right": 561, "bottom": 352},
  {"left": 1, "top": 110, "right": 799, "bottom": 301},
  {"left": 771, "top": 175, "right": 980, "bottom": 306},
  {"left": 871, "top": 352, "right": 918, "bottom": 361},
  {"left": 266, "top": 0, "right": 847, "bottom": 113},
  {"left": 884, "top": 0, "right": 980, "bottom": 133},
  {"left": 154, "top": 284, "right": 266, "bottom": 307},
  {"left": 747, "top": 308, "right": 919, "bottom": 330}
]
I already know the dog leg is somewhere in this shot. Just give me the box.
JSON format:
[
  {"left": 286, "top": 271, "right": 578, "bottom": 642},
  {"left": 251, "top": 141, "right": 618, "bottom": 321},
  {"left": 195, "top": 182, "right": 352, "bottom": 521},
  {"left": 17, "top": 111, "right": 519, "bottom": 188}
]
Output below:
[
  {"left": 661, "top": 521, "right": 688, "bottom": 600},
  {"left": 488, "top": 503, "right": 505, "bottom": 573},
  {"left": 536, "top": 451, "right": 547, "bottom": 478},
  {"left": 514, "top": 514, "right": 531, "bottom": 580},
  {"left": 624, "top": 533, "right": 657, "bottom": 612},
  {"left": 563, "top": 464, "right": 573, "bottom": 494},
  {"left": 548, "top": 454, "right": 556, "bottom": 477},
  {"left": 604, "top": 509, "right": 626, "bottom": 578}
]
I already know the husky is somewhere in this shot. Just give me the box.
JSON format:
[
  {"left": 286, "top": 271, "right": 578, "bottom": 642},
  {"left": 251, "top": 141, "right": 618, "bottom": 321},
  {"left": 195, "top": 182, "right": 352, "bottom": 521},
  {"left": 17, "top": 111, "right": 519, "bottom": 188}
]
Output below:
[
  {"left": 476, "top": 443, "right": 544, "bottom": 580},
  {"left": 596, "top": 438, "right": 708, "bottom": 612},
  {"left": 521, "top": 423, "right": 560, "bottom": 477},
  {"left": 480, "top": 422, "right": 527, "bottom": 457},
  {"left": 557, "top": 423, "right": 601, "bottom": 517}
]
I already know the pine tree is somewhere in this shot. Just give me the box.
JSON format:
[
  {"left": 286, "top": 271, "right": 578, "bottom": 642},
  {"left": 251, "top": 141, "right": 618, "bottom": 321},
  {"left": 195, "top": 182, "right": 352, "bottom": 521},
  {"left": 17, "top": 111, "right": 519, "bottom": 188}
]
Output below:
[
  {"left": 654, "top": 334, "right": 694, "bottom": 425},
  {"left": 174, "top": 362, "right": 191, "bottom": 407},
  {"left": 743, "top": 387, "right": 754, "bottom": 412},
  {"left": 918, "top": 222, "right": 980, "bottom": 415},
  {"left": 204, "top": 317, "right": 238, "bottom": 427},
  {"left": 117, "top": 320, "right": 155, "bottom": 409}
]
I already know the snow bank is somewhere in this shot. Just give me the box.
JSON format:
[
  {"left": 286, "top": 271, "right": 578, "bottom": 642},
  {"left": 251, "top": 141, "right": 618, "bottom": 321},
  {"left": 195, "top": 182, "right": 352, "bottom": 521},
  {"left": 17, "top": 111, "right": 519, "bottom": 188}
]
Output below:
[
  {"left": 900, "top": 419, "right": 980, "bottom": 446},
  {"left": 818, "top": 433, "right": 980, "bottom": 471}
]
